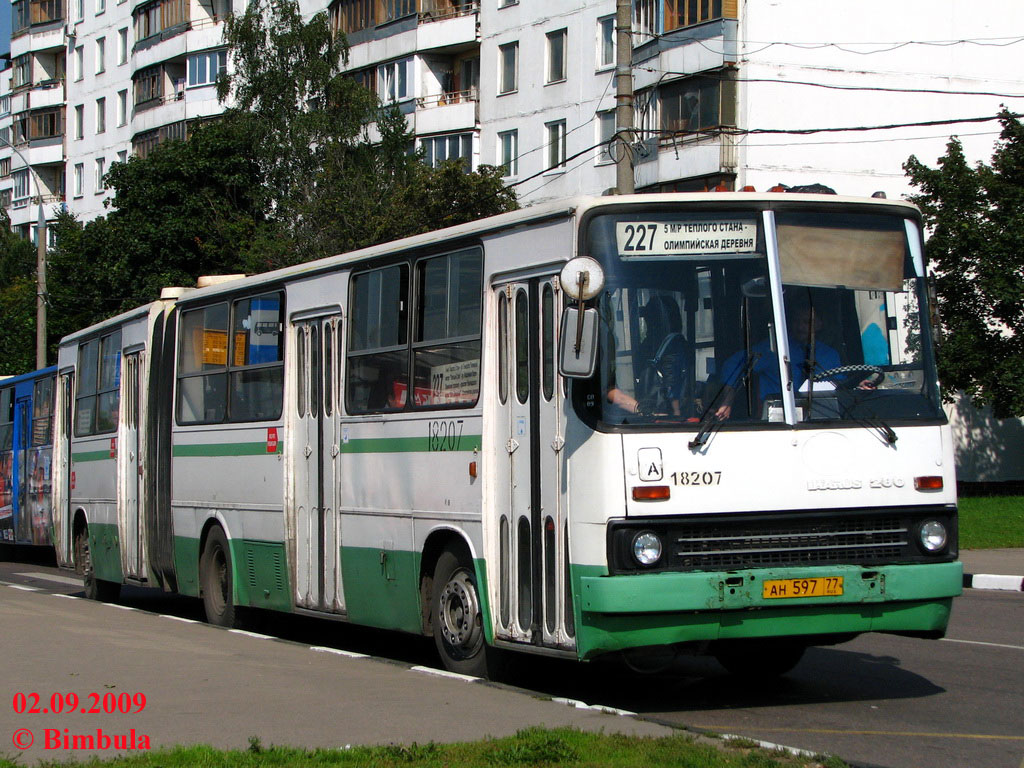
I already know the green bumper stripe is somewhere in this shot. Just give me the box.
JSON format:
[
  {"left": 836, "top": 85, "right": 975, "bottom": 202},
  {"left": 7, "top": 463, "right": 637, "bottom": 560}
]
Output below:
[
  {"left": 579, "top": 561, "right": 963, "bottom": 614},
  {"left": 339, "top": 435, "right": 481, "bottom": 454},
  {"left": 173, "top": 442, "right": 281, "bottom": 457},
  {"left": 73, "top": 451, "right": 113, "bottom": 463}
]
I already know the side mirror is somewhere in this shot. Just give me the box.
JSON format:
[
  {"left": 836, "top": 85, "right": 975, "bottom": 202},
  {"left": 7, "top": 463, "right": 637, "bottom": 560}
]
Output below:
[{"left": 558, "top": 306, "right": 599, "bottom": 378}]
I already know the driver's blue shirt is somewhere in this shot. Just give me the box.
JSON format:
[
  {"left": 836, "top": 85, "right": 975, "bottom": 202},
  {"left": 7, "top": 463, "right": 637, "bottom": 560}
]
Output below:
[{"left": 720, "top": 339, "right": 840, "bottom": 400}]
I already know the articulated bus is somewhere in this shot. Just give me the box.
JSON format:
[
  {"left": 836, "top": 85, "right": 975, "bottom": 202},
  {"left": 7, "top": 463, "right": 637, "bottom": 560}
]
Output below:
[
  {"left": 52, "top": 193, "right": 961, "bottom": 677},
  {"left": 0, "top": 367, "right": 57, "bottom": 551}
]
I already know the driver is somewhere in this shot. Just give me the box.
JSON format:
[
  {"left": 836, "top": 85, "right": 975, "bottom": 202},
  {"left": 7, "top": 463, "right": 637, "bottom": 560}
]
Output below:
[{"left": 714, "top": 304, "right": 839, "bottom": 420}]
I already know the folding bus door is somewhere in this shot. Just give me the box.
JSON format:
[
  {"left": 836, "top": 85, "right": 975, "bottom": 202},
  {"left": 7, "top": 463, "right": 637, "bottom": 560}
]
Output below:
[
  {"left": 492, "top": 278, "right": 574, "bottom": 652},
  {"left": 291, "top": 314, "right": 345, "bottom": 613}
]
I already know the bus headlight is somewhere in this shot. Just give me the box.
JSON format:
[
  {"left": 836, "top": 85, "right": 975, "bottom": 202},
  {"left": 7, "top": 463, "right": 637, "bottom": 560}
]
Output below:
[
  {"left": 919, "top": 520, "right": 947, "bottom": 552},
  {"left": 632, "top": 531, "right": 663, "bottom": 566}
]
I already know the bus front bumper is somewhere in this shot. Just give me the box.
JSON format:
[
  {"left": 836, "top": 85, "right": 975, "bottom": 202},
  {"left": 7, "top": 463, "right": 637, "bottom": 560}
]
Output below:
[{"left": 574, "top": 561, "right": 962, "bottom": 659}]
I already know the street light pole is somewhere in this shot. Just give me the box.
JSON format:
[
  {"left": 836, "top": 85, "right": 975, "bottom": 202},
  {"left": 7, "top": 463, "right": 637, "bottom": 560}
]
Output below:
[
  {"left": 614, "top": 0, "right": 635, "bottom": 195},
  {"left": 0, "top": 136, "right": 49, "bottom": 368}
]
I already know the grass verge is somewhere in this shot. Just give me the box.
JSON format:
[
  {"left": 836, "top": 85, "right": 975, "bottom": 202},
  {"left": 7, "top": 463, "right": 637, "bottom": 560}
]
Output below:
[
  {"left": 0, "top": 727, "right": 850, "bottom": 768},
  {"left": 958, "top": 494, "right": 1024, "bottom": 549}
]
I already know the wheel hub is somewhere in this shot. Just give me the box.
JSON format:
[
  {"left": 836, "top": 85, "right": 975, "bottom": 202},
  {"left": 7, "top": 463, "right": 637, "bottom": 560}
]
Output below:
[{"left": 439, "top": 570, "right": 481, "bottom": 654}]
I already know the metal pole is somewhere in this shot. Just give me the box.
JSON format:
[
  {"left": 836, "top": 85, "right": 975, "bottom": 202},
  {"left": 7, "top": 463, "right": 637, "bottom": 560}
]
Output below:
[
  {"left": 0, "top": 136, "right": 48, "bottom": 367},
  {"left": 36, "top": 198, "right": 46, "bottom": 368},
  {"left": 614, "top": 0, "right": 635, "bottom": 194}
]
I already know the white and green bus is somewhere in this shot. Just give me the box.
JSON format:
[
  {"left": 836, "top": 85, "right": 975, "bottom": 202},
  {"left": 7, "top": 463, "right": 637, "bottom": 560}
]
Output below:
[{"left": 53, "top": 193, "right": 962, "bottom": 678}]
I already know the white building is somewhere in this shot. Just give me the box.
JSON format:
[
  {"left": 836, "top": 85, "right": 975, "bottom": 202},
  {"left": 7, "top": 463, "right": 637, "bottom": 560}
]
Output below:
[{"left": 0, "top": 0, "right": 1022, "bottom": 474}]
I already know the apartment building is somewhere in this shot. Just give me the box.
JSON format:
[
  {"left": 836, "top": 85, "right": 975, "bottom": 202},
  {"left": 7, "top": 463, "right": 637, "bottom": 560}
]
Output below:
[
  {"left": 0, "top": 0, "right": 237, "bottom": 235},
  {"left": 1, "top": 0, "right": 1022, "bottom": 226}
]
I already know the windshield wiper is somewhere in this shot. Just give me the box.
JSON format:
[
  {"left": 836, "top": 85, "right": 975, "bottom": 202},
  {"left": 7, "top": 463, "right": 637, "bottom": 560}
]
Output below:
[{"left": 689, "top": 353, "right": 761, "bottom": 450}]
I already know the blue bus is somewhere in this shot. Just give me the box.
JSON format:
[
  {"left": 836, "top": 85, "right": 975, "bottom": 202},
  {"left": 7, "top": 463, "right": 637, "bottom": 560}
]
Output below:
[{"left": 0, "top": 367, "right": 57, "bottom": 549}]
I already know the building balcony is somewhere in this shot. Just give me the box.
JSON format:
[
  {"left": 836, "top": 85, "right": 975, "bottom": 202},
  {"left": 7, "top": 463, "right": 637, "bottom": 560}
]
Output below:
[
  {"left": 415, "top": 91, "right": 477, "bottom": 134},
  {"left": 417, "top": 3, "right": 478, "bottom": 51},
  {"left": 26, "top": 82, "right": 65, "bottom": 110}
]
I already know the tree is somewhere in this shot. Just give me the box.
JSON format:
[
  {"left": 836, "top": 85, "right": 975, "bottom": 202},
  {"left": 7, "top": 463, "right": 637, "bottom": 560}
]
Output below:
[
  {"left": 220, "top": 0, "right": 517, "bottom": 266},
  {"left": 47, "top": 116, "right": 267, "bottom": 340},
  {"left": 904, "top": 110, "right": 1024, "bottom": 418},
  {"left": 0, "top": 210, "right": 38, "bottom": 374}
]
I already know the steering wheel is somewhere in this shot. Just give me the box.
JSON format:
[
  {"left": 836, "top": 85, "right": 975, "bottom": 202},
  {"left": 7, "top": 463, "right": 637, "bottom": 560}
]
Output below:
[{"left": 811, "top": 364, "right": 885, "bottom": 389}]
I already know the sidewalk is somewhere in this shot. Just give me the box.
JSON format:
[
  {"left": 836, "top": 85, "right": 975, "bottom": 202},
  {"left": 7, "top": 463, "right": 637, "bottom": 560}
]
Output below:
[
  {"left": 0, "top": 586, "right": 674, "bottom": 763},
  {"left": 960, "top": 548, "right": 1024, "bottom": 591}
]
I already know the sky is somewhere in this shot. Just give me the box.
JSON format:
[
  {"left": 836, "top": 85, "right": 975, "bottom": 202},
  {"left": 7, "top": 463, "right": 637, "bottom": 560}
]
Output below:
[{"left": 0, "top": 0, "right": 10, "bottom": 59}]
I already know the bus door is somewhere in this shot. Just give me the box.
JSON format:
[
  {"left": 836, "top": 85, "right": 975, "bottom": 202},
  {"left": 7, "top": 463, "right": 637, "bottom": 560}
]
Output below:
[
  {"left": 14, "top": 396, "right": 31, "bottom": 542},
  {"left": 119, "top": 351, "right": 144, "bottom": 579},
  {"left": 291, "top": 314, "right": 345, "bottom": 613},
  {"left": 494, "top": 278, "right": 574, "bottom": 651},
  {"left": 53, "top": 371, "right": 74, "bottom": 566}
]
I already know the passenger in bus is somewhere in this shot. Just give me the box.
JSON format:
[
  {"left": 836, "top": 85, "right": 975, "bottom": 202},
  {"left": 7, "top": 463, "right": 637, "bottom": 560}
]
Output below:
[
  {"left": 606, "top": 295, "right": 689, "bottom": 418},
  {"left": 714, "top": 303, "right": 840, "bottom": 420}
]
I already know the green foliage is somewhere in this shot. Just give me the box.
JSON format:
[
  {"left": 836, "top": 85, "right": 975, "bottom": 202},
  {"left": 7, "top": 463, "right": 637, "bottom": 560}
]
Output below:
[
  {"left": 484, "top": 727, "right": 580, "bottom": 765},
  {"left": 0, "top": 210, "right": 37, "bottom": 373},
  {"left": 47, "top": 116, "right": 265, "bottom": 342},
  {"left": 904, "top": 110, "right": 1024, "bottom": 418}
]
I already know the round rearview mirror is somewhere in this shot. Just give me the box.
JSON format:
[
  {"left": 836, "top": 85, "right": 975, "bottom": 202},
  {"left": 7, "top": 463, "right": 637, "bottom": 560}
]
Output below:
[{"left": 560, "top": 257, "right": 605, "bottom": 302}]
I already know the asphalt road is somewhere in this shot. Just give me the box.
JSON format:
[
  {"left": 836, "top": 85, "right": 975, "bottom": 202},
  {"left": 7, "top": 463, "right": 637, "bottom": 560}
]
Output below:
[{"left": 1, "top": 553, "right": 1021, "bottom": 768}]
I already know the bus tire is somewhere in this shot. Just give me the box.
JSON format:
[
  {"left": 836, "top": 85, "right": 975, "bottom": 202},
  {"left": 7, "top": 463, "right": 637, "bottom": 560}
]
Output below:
[
  {"left": 74, "top": 525, "right": 120, "bottom": 603},
  {"left": 200, "top": 527, "right": 238, "bottom": 628},
  {"left": 431, "top": 549, "right": 501, "bottom": 679},
  {"left": 713, "top": 640, "right": 806, "bottom": 679}
]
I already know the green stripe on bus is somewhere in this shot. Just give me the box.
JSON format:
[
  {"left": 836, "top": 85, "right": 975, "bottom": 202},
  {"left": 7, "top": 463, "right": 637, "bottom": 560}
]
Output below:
[
  {"left": 72, "top": 450, "right": 113, "bottom": 462},
  {"left": 339, "top": 435, "right": 482, "bottom": 454},
  {"left": 173, "top": 442, "right": 281, "bottom": 457}
]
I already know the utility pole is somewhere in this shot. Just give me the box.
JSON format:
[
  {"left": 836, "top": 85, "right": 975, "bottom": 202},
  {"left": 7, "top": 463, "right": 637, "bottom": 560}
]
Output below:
[{"left": 614, "top": 0, "right": 634, "bottom": 194}]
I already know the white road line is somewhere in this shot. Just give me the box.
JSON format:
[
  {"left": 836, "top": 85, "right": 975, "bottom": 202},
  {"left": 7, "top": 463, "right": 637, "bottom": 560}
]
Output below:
[
  {"left": 228, "top": 629, "right": 273, "bottom": 639},
  {"left": 7, "top": 584, "right": 41, "bottom": 592},
  {"left": 15, "top": 571, "right": 82, "bottom": 586},
  {"left": 107, "top": 604, "right": 138, "bottom": 611},
  {"left": 942, "top": 638, "right": 1024, "bottom": 651},
  {"left": 162, "top": 615, "right": 201, "bottom": 624},
  {"left": 310, "top": 646, "right": 369, "bottom": 659},
  {"left": 409, "top": 666, "right": 480, "bottom": 683},
  {"left": 51, "top": 593, "right": 78, "bottom": 600}
]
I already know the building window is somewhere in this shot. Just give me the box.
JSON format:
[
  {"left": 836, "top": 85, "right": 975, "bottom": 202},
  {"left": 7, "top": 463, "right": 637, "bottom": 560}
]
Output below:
[
  {"left": 135, "top": 0, "right": 186, "bottom": 40},
  {"left": 377, "top": 58, "right": 411, "bottom": 103},
  {"left": 498, "top": 42, "right": 518, "bottom": 94},
  {"left": 95, "top": 98, "right": 105, "bottom": 133},
  {"left": 95, "top": 157, "right": 105, "bottom": 192},
  {"left": 12, "top": 56, "right": 31, "bottom": 89},
  {"left": 329, "top": 0, "right": 374, "bottom": 36},
  {"left": 134, "top": 66, "right": 161, "bottom": 105},
  {"left": 75, "top": 104, "right": 84, "bottom": 139},
  {"left": 546, "top": 29, "right": 567, "bottom": 84},
  {"left": 73, "top": 163, "right": 83, "bottom": 197},
  {"left": 28, "top": 107, "right": 62, "bottom": 140},
  {"left": 187, "top": 50, "right": 227, "bottom": 87},
  {"left": 96, "top": 0, "right": 104, "bottom": 13},
  {"left": 12, "top": 0, "right": 30, "bottom": 33},
  {"left": 117, "top": 150, "right": 127, "bottom": 164},
  {"left": 597, "top": 16, "right": 615, "bottom": 69},
  {"left": 498, "top": 0, "right": 516, "bottom": 7},
  {"left": 75, "top": 0, "right": 83, "bottom": 21},
  {"left": 116, "top": 90, "right": 127, "bottom": 125},
  {"left": 381, "top": 0, "right": 414, "bottom": 23},
  {"left": 95, "top": 37, "right": 105, "bottom": 73},
  {"left": 0, "top": 159, "right": 9, "bottom": 178},
  {"left": 118, "top": 28, "right": 128, "bottom": 64},
  {"left": 546, "top": 120, "right": 567, "bottom": 170},
  {"left": 659, "top": 73, "right": 735, "bottom": 135},
  {"left": 13, "top": 170, "right": 30, "bottom": 200},
  {"left": 421, "top": 133, "right": 472, "bottom": 170},
  {"left": 498, "top": 130, "right": 518, "bottom": 177},
  {"left": 597, "top": 110, "right": 615, "bottom": 164},
  {"left": 74, "top": 46, "right": 83, "bottom": 81}
]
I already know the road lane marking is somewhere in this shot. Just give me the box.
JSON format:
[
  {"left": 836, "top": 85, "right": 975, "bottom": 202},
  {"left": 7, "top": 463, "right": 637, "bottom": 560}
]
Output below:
[
  {"left": 410, "top": 666, "right": 479, "bottom": 682},
  {"left": 7, "top": 584, "right": 41, "bottom": 592},
  {"left": 15, "top": 571, "right": 82, "bottom": 586},
  {"left": 310, "top": 646, "right": 368, "bottom": 659},
  {"left": 942, "top": 638, "right": 1024, "bottom": 651},
  {"left": 692, "top": 727, "right": 1024, "bottom": 741}
]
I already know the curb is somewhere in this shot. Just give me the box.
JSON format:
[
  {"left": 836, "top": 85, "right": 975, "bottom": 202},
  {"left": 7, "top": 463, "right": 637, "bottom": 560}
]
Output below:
[{"left": 963, "top": 573, "right": 1024, "bottom": 592}]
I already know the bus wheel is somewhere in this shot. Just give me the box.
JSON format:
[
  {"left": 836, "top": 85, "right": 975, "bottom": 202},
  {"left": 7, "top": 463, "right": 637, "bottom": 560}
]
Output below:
[
  {"left": 200, "top": 527, "right": 238, "bottom": 628},
  {"left": 431, "top": 550, "right": 500, "bottom": 678},
  {"left": 713, "top": 640, "right": 806, "bottom": 679},
  {"left": 74, "top": 525, "right": 120, "bottom": 602}
]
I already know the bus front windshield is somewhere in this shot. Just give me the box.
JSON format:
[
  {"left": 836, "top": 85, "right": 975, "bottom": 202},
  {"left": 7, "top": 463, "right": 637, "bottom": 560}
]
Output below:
[{"left": 575, "top": 208, "right": 944, "bottom": 429}]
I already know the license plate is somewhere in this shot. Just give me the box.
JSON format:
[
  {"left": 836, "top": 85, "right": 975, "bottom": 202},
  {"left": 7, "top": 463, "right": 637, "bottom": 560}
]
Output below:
[{"left": 762, "top": 577, "right": 844, "bottom": 599}]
